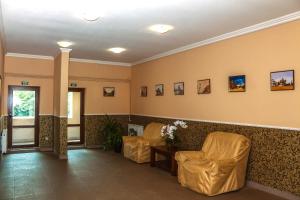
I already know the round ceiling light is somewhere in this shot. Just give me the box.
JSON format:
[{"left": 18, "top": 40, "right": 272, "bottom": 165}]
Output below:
[
  {"left": 108, "top": 47, "right": 126, "bottom": 54},
  {"left": 149, "top": 24, "right": 174, "bottom": 34},
  {"left": 81, "top": 12, "right": 100, "bottom": 22},
  {"left": 57, "top": 41, "right": 73, "bottom": 48}
]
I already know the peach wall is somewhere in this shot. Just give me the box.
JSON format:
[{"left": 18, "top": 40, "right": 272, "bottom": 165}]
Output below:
[
  {"left": 3, "top": 56, "right": 54, "bottom": 115},
  {"left": 5, "top": 56, "right": 53, "bottom": 76},
  {"left": 2, "top": 56, "right": 131, "bottom": 116},
  {"left": 69, "top": 61, "right": 130, "bottom": 115},
  {"left": 0, "top": 36, "right": 4, "bottom": 116},
  {"left": 69, "top": 61, "right": 131, "bottom": 80},
  {"left": 131, "top": 20, "right": 300, "bottom": 128}
]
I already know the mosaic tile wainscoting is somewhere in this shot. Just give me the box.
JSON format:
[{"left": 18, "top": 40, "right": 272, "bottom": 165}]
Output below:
[
  {"left": 84, "top": 115, "right": 130, "bottom": 148},
  {"left": 129, "top": 115, "right": 300, "bottom": 197},
  {"left": 39, "top": 115, "right": 54, "bottom": 150},
  {"left": 53, "top": 116, "right": 68, "bottom": 159}
]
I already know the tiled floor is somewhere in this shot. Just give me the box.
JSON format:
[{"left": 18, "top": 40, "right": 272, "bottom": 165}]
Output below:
[{"left": 0, "top": 149, "right": 287, "bottom": 200}]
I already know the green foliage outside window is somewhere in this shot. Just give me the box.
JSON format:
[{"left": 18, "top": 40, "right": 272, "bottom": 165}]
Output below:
[{"left": 13, "top": 91, "right": 35, "bottom": 117}]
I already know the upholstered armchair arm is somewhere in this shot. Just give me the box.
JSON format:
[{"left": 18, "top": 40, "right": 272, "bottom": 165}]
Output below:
[
  {"left": 210, "top": 158, "right": 236, "bottom": 174},
  {"left": 175, "top": 151, "right": 205, "bottom": 163},
  {"left": 122, "top": 136, "right": 142, "bottom": 143}
]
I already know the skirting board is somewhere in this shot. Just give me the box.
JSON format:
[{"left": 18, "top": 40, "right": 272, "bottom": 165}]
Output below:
[
  {"left": 39, "top": 147, "right": 53, "bottom": 152},
  {"left": 86, "top": 145, "right": 103, "bottom": 149},
  {"left": 58, "top": 154, "right": 68, "bottom": 160},
  {"left": 247, "top": 181, "right": 300, "bottom": 200}
]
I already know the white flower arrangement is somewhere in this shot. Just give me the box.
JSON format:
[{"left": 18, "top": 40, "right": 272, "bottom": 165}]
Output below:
[{"left": 161, "top": 120, "right": 188, "bottom": 145}]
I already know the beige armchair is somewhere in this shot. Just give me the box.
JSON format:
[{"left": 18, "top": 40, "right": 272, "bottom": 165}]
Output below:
[
  {"left": 123, "top": 122, "right": 165, "bottom": 163},
  {"left": 175, "top": 131, "right": 251, "bottom": 196}
]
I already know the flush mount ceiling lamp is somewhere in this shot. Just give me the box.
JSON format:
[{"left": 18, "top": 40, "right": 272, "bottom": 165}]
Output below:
[
  {"left": 108, "top": 47, "right": 126, "bottom": 54},
  {"left": 149, "top": 24, "right": 174, "bottom": 34},
  {"left": 81, "top": 11, "right": 101, "bottom": 22},
  {"left": 57, "top": 41, "right": 73, "bottom": 48}
]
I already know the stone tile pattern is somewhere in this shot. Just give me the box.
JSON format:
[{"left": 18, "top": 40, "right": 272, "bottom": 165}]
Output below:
[
  {"left": 130, "top": 115, "right": 300, "bottom": 196},
  {"left": 85, "top": 115, "right": 129, "bottom": 147},
  {"left": 39, "top": 115, "right": 54, "bottom": 149},
  {"left": 53, "top": 116, "right": 68, "bottom": 158}
]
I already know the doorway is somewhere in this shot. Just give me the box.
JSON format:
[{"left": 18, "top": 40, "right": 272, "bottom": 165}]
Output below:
[
  {"left": 7, "top": 86, "right": 40, "bottom": 148},
  {"left": 67, "top": 88, "right": 85, "bottom": 145}
]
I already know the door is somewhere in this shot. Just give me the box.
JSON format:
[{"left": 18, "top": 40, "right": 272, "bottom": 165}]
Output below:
[
  {"left": 8, "top": 86, "right": 40, "bottom": 148},
  {"left": 67, "top": 88, "right": 85, "bottom": 145}
]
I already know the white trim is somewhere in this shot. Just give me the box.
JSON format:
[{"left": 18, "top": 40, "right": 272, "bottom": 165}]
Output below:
[
  {"left": 60, "top": 48, "right": 72, "bottom": 53},
  {"left": 131, "top": 113, "right": 300, "bottom": 131},
  {"left": 70, "top": 58, "right": 132, "bottom": 67},
  {"left": 247, "top": 181, "right": 300, "bottom": 200},
  {"left": 132, "top": 11, "right": 300, "bottom": 65},
  {"left": 84, "top": 113, "right": 130, "bottom": 116},
  {"left": 6, "top": 52, "right": 54, "bottom": 60}
]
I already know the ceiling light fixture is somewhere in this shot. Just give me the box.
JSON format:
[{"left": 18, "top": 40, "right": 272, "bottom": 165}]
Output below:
[
  {"left": 81, "top": 12, "right": 101, "bottom": 22},
  {"left": 149, "top": 24, "right": 174, "bottom": 34},
  {"left": 108, "top": 47, "right": 126, "bottom": 54},
  {"left": 57, "top": 41, "right": 73, "bottom": 48}
]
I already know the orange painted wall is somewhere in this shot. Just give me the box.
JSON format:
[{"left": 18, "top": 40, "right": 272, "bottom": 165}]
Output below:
[
  {"left": 3, "top": 56, "right": 131, "bottom": 116},
  {"left": 69, "top": 61, "right": 131, "bottom": 115},
  {"left": 0, "top": 36, "right": 4, "bottom": 116},
  {"left": 3, "top": 56, "right": 54, "bottom": 115},
  {"left": 131, "top": 20, "right": 300, "bottom": 128}
]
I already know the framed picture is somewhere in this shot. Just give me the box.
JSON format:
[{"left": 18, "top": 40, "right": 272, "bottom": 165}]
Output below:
[
  {"left": 174, "top": 82, "right": 184, "bottom": 95},
  {"left": 155, "top": 84, "right": 164, "bottom": 96},
  {"left": 270, "top": 70, "right": 294, "bottom": 91},
  {"left": 103, "top": 87, "right": 115, "bottom": 97},
  {"left": 140, "top": 86, "right": 147, "bottom": 97},
  {"left": 229, "top": 75, "right": 246, "bottom": 92},
  {"left": 197, "top": 79, "right": 211, "bottom": 94}
]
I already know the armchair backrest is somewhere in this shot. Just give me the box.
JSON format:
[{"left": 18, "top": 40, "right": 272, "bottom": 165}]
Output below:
[
  {"left": 143, "top": 122, "right": 165, "bottom": 141},
  {"left": 202, "top": 131, "right": 250, "bottom": 160}
]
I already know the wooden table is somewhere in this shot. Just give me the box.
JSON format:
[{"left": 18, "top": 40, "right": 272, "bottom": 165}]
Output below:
[{"left": 150, "top": 146, "right": 179, "bottom": 176}]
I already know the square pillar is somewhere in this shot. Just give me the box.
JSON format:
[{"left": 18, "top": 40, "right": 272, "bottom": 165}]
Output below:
[{"left": 53, "top": 48, "right": 71, "bottom": 159}]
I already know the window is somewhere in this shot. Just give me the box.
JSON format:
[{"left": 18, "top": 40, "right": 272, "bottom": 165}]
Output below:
[
  {"left": 68, "top": 92, "right": 73, "bottom": 118},
  {"left": 13, "top": 91, "right": 35, "bottom": 117}
]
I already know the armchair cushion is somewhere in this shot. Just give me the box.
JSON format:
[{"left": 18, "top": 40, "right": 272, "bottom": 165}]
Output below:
[
  {"left": 123, "top": 122, "right": 165, "bottom": 163},
  {"left": 176, "top": 131, "right": 251, "bottom": 196}
]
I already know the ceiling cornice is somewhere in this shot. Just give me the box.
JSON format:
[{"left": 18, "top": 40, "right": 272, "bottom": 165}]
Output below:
[
  {"left": 6, "top": 52, "right": 54, "bottom": 60},
  {"left": 5, "top": 53, "right": 131, "bottom": 67},
  {"left": 70, "top": 58, "right": 132, "bottom": 67},
  {"left": 132, "top": 11, "right": 300, "bottom": 66}
]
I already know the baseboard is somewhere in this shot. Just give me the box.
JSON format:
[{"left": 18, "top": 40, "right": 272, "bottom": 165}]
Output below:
[
  {"left": 86, "top": 145, "right": 103, "bottom": 149},
  {"left": 247, "top": 181, "right": 300, "bottom": 200},
  {"left": 58, "top": 154, "right": 68, "bottom": 160},
  {"left": 39, "top": 147, "right": 53, "bottom": 152}
]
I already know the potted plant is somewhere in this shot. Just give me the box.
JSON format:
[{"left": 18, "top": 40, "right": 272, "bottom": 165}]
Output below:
[
  {"left": 161, "top": 120, "right": 188, "bottom": 150},
  {"left": 100, "top": 115, "right": 124, "bottom": 153}
]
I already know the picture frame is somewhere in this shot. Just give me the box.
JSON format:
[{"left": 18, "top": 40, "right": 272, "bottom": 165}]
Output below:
[
  {"left": 270, "top": 70, "right": 294, "bottom": 91},
  {"left": 197, "top": 79, "right": 211, "bottom": 94},
  {"left": 155, "top": 84, "right": 164, "bottom": 96},
  {"left": 174, "top": 82, "right": 184, "bottom": 95},
  {"left": 229, "top": 75, "right": 246, "bottom": 92},
  {"left": 103, "top": 87, "right": 115, "bottom": 97},
  {"left": 140, "top": 86, "right": 147, "bottom": 97}
]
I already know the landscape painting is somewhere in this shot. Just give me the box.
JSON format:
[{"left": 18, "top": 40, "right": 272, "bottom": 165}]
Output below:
[
  {"left": 229, "top": 75, "right": 246, "bottom": 92},
  {"left": 197, "top": 79, "right": 211, "bottom": 94},
  {"left": 103, "top": 87, "right": 115, "bottom": 97},
  {"left": 174, "top": 82, "right": 184, "bottom": 95},
  {"left": 140, "top": 86, "right": 147, "bottom": 97},
  {"left": 270, "top": 70, "right": 294, "bottom": 91},
  {"left": 155, "top": 84, "right": 164, "bottom": 96}
]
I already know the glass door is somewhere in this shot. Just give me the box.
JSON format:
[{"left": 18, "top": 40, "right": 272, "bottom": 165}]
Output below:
[
  {"left": 67, "top": 88, "right": 85, "bottom": 145},
  {"left": 8, "top": 86, "right": 40, "bottom": 148}
]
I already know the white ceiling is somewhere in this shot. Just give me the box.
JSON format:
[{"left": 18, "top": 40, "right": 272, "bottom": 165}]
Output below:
[{"left": 1, "top": 0, "right": 300, "bottom": 64}]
